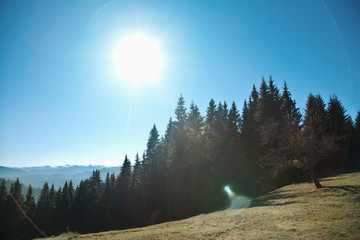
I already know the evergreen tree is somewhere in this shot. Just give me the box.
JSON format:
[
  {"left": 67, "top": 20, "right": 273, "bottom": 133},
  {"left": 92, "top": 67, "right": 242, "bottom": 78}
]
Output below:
[
  {"left": 350, "top": 111, "right": 360, "bottom": 159},
  {"left": 49, "top": 183, "right": 57, "bottom": 218},
  {"left": 255, "top": 77, "right": 269, "bottom": 123},
  {"left": 280, "top": 82, "right": 301, "bottom": 121},
  {"left": 324, "top": 95, "right": 353, "bottom": 170},
  {"left": 145, "top": 124, "right": 160, "bottom": 164},
  {"left": 68, "top": 180, "right": 74, "bottom": 207},
  {"left": 89, "top": 170, "right": 104, "bottom": 232},
  {"left": 129, "top": 153, "right": 145, "bottom": 227},
  {"left": 9, "top": 178, "right": 24, "bottom": 204},
  {"left": 102, "top": 172, "right": 116, "bottom": 229},
  {"left": 115, "top": 155, "right": 132, "bottom": 228},
  {"left": 23, "top": 185, "right": 39, "bottom": 238},
  {"left": 187, "top": 102, "right": 204, "bottom": 141},
  {"left": 54, "top": 186, "right": 62, "bottom": 233},
  {"left": 72, "top": 180, "right": 91, "bottom": 232},
  {"left": 24, "top": 185, "right": 36, "bottom": 218},
  {"left": 35, "top": 182, "right": 52, "bottom": 234},
  {"left": 355, "top": 111, "right": 360, "bottom": 132},
  {"left": 4, "top": 179, "right": 26, "bottom": 238},
  {"left": 204, "top": 99, "right": 217, "bottom": 144},
  {"left": 58, "top": 181, "right": 72, "bottom": 231},
  {"left": 241, "top": 85, "right": 259, "bottom": 153},
  {"left": 174, "top": 95, "right": 187, "bottom": 131},
  {"left": 297, "top": 94, "right": 336, "bottom": 188},
  {"left": 0, "top": 179, "right": 11, "bottom": 239}
]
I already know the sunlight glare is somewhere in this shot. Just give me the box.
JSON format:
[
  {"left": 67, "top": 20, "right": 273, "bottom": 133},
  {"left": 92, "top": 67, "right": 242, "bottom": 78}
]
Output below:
[
  {"left": 224, "top": 186, "right": 233, "bottom": 196},
  {"left": 114, "top": 33, "right": 163, "bottom": 86}
]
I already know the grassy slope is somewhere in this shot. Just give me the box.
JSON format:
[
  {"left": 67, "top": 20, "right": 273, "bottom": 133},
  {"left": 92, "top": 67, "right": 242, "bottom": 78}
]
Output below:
[{"left": 46, "top": 172, "right": 360, "bottom": 240}]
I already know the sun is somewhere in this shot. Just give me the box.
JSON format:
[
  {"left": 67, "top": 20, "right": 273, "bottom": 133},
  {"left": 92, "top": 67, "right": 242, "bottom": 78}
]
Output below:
[{"left": 114, "top": 33, "right": 164, "bottom": 86}]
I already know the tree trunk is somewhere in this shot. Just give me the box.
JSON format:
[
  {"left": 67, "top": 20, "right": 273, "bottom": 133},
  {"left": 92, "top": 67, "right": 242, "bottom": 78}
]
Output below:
[{"left": 308, "top": 168, "right": 323, "bottom": 189}]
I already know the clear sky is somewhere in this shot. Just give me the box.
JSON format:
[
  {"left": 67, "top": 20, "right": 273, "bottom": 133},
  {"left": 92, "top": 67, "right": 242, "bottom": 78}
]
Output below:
[{"left": 0, "top": 0, "right": 359, "bottom": 167}]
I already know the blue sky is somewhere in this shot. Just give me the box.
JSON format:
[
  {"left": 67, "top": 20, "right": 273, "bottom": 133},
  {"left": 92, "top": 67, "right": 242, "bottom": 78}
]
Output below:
[{"left": 0, "top": 0, "right": 359, "bottom": 167}]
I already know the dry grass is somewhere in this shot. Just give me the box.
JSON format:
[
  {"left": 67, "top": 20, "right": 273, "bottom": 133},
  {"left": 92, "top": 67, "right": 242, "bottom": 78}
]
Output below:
[{"left": 43, "top": 172, "right": 360, "bottom": 240}]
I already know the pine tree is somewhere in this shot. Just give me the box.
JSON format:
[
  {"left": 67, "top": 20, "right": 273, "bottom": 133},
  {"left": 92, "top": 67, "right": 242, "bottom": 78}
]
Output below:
[
  {"left": 49, "top": 184, "right": 56, "bottom": 211},
  {"left": 0, "top": 179, "right": 7, "bottom": 205},
  {"left": 72, "top": 180, "right": 91, "bottom": 232},
  {"left": 186, "top": 102, "right": 205, "bottom": 163},
  {"left": 355, "top": 111, "right": 360, "bottom": 132},
  {"left": 9, "top": 178, "right": 24, "bottom": 204},
  {"left": 24, "top": 185, "right": 36, "bottom": 218},
  {"left": 255, "top": 77, "right": 269, "bottom": 122},
  {"left": 205, "top": 99, "right": 217, "bottom": 144},
  {"left": 102, "top": 172, "right": 116, "bottom": 229},
  {"left": 130, "top": 153, "right": 142, "bottom": 194},
  {"left": 115, "top": 155, "right": 132, "bottom": 228},
  {"left": 68, "top": 180, "right": 74, "bottom": 207},
  {"left": 187, "top": 102, "right": 204, "bottom": 140},
  {"left": 350, "top": 111, "right": 360, "bottom": 157},
  {"left": 324, "top": 95, "right": 353, "bottom": 170},
  {"left": 58, "top": 181, "right": 72, "bottom": 230},
  {"left": 268, "top": 76, "right": 282, "bottom": 122},
  {"left": 280, "top": 82, "right": 301, "bottom": 121},
  {"left": 23, "top": 185, "right": 39, "bottom": 238},
  {"left": 326, "top": 95, "right": 352, "bottom": 135},
  {"left": 145, "top": 124, "right": 160, "bottom": 165},
  {"left": 35, "top": 182, "right": 52, "bottom": 234},
  {"left": 301, "top": 94, "right": 336, "bottom": 187},
  {"left": 0, "top": 179, "right": 11, "bottom": 239},
  {"left": 174, "top": 95, "right": 187, "bottom": 131},
  {"left": 241, "top": 84, "right": 260, "bottom": 152},
  {"left": 9, "top": 178, "right": 26, "bottom": 238},
  {"left": 227, "top": 102, "right": 240, "bottom": 139},
  {"left": 129, "top": 153, "right": 145, "bottom": 227}
]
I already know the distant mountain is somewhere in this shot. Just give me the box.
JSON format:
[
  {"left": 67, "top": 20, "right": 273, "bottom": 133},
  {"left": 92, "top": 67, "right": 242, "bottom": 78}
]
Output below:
[{"left": 0, "top": 165, "right": 120, "bottom": 188}]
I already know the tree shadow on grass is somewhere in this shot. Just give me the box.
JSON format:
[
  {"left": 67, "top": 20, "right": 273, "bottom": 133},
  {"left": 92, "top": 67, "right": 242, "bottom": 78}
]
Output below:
[
  {"left": 250, "top": 200, "right": 299, "bottom": 207},
  {"left": 318, "top": 176, "right": 347, "bottom": 182},
  {"left": 249, "top": 189, "right": 303, "bottom": 208},
  {"left": 323, "top": 185, "right": 360, "bottom": 194}
]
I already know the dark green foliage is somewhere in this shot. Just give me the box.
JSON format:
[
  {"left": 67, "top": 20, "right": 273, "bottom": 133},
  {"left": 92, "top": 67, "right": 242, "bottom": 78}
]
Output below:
[
  {"left": 174, "top": 95, "right": 187, "bottom": 130},
  {"left": 115, "top": 156, "right": 132, "bottom": 228},
  {"left": 6, "top": 178, "right": 26, "bottom": 239},
  {"left": 35, "top": 182, "right": 54, "bottom": 235},
  {"left": 320, "top": 96, "right": 353, "bottom": 171},
  {"left": 3, "top": 79, "right": 357, "bottom": 238},
  {"left": 348, "top": 111, "right": 360, "bottom": 166},
  {"left": 355, "top": 111, "right": 360, "bottom": 132},
  {"left": 24, "top": 185, "right": 36, "bottom": 217},
  {"left": 0, "top": 179, "right": 11, "bottom": 239}
]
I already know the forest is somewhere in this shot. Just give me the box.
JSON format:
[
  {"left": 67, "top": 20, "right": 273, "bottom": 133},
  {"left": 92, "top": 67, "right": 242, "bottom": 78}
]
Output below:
[{"left": 1, "top": 77, "right": 360, "bottom": 239}]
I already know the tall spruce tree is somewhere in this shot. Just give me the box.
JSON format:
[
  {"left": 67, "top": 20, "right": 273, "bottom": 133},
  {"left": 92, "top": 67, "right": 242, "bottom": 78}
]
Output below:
[
  {"left": 23, "top": 185, "right": 39, "bottom": 238},
  {"left": 35, "top": 182, "right": 52, "bottom": 234},
  {"left": 24, "top": 185, "right": 36, "bottom": 218},
  {"left": 0, "top": 179, "right": 11, "bottom": 239},
  {"left": 355, "top": 111, "right": 360, "bottom": 132},
  {"left": 115, "top": 155, "right": 132, "bottom": 228},
  {"left": 324, "top": 95, "right": 353, "bottom": 170},
  {"left": 129, "top": 153, "right": 145, "bottom": 227},
  {"left": 301, "top": 94, "right": 337, "bottom": 187}
]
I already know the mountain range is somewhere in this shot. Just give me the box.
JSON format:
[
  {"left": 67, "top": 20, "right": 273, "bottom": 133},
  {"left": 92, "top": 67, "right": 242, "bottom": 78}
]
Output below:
[{"left": 0, "top": 165, "right": 120, "bottom": 189}]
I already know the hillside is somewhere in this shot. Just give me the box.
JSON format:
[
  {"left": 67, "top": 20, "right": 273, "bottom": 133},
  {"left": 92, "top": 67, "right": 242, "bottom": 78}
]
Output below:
[{"left": 44, "top": 172, "right": 360, "bottom": 240}]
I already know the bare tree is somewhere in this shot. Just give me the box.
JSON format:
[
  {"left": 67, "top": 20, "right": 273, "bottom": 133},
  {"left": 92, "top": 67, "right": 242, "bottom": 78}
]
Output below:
[{"left": 259, "top": 114, "right": 337, "bottom": 189}]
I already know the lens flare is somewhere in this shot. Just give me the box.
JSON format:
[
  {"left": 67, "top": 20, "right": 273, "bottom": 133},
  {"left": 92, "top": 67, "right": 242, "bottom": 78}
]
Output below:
[
  {"left": 230, "top": 196, "right": 252, "bottom": 209},
  {"left": 224, "top": 186, "right": 234, "bottom": 197},
  {"left": 224, "top": 185, "right": 252, "bottom": 210}
]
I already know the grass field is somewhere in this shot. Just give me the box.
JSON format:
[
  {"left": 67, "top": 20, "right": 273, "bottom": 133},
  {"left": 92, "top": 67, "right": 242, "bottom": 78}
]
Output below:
[{"left": 44, "top": 172, "right": 360, "bottom": 240}]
